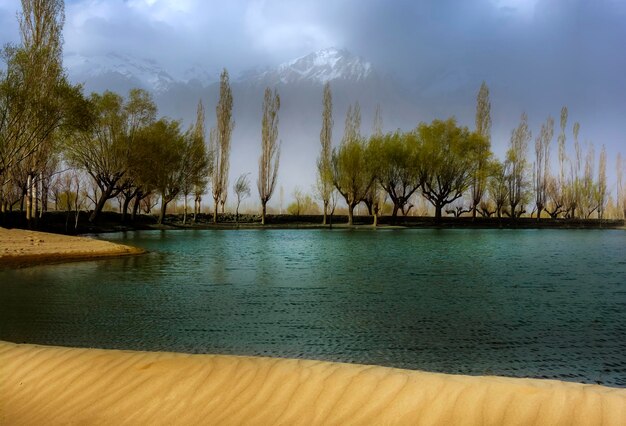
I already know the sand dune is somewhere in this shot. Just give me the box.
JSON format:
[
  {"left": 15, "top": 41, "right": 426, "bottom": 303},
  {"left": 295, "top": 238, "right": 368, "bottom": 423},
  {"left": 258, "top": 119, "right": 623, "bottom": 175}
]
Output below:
[
  {"left": 1, "top": 341, "right": 624, "bottom": 425},
  {"left": 0, "top": 228, "right": 144, "bottom": 267}
]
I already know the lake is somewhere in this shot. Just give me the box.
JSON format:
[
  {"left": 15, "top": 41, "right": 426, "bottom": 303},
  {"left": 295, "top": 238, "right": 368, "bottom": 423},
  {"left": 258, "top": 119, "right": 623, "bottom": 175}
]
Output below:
[{"left": 1, "top": 229, "right": 625, "bottom": 386}]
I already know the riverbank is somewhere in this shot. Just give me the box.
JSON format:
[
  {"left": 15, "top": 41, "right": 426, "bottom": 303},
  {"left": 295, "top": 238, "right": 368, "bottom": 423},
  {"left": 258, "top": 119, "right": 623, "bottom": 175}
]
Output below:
[
  {"left": 1, "top": 341, "right": 624, "bottom": 425},
  {"left": 0, "top": 227, "right": 145, "bottom": 267},
  {"left": 1, "top": 210, "right": 624, "bottom": 235}
]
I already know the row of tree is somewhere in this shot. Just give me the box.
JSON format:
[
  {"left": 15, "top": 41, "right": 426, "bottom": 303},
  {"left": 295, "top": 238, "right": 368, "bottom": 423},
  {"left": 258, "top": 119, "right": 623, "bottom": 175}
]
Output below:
[
  {"left": 1, "top": 0, "right": 285, "bottom": 226},
  {"left": 315, "top": 82, "right": 621, "bottom": 225},
  {"left": 1, "top": 1, "right": 624, "bottom": 227}
]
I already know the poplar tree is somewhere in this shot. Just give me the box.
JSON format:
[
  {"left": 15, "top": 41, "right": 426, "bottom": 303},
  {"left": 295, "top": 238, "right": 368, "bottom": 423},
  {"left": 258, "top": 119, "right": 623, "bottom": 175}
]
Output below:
[
  {"left": 471, "top": 81, "right": 492, "bottom": 218},
  {"left": 534, "top": 116, "right": 554, "bottom": 220},
  {"left": 505, "top": 113, "right": 531, "bottom": 218},
  {"left": 257, "top": 87, "right": 281, "bottom": 225},
  {"left": 317, "top": 82, "right": 333, "bottom": 225},
  {"left": 212, "top": 69, "right": 233, "bottom": 223}
]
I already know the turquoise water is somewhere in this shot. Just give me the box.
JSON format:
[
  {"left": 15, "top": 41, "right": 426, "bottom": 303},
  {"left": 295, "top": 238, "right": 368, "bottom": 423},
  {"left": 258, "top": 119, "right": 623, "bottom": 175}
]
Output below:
[{"left": 1, "top": 229, "right": 625, "bottom": 386}]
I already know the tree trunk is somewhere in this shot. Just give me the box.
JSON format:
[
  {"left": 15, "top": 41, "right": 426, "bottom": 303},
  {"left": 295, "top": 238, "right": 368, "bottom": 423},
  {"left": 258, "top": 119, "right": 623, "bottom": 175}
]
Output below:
[
  {"left": 322, "top": 201, "right": 328, "bottom": 225},
  {"left": 472, "top": 205, "right": 477, "bottom": 219},
  {"left": 235, "top": 202, "right": 240, "bottom": 223},
  {"left": 434, "top": 203, "right": 443, "bottom": 222},
  {"left": 132, "top": 196, "right": 141, "bottom": 221},
  {"left": 158, "top": 197, "right": 169, "bottom": 224},
  {"left": 89, "top": 187, "right": 113, "bottom": 223},
  {"left": 183, "top": 196, "right": 188, "bottom": 225},
  {"left": 261, "top": 202, "right": 267, "bottom": 225},
  {"left": 122, "top": 194, "right": 133, "bottom": 223},
  {"left": 347, "top": 204, "right": 354, "bottom": 226},
  {"left": 373, "top": 211, "right": 378, "bottom": 227},
  {"left": 213, "top": 196, "right": 219, "bottom": 224},
  {"left": 26, "top": 174, "right": 33, "bottom": 227}
]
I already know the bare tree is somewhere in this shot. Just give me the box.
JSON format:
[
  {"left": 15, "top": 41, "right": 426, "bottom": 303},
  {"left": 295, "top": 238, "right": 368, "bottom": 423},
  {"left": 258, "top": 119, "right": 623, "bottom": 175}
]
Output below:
[
  {"left": 211, "top": 69, "right": 233, "bottom": 223},
  {"left": 257, "top": 87, "right": 281, "bottom": 225},
  {"left": 181, "top": 100, "right": 210, "bottom": 224},
  {"left": 617, "top": 153, "right": 624, "bottom": 219},
  {"left": 471, "top": 81, "right": 492, "bottom": 218},
  {"left": 317, "top": 82, "right": 333, "bottom": 225},
  {"left": 597, "top": 145, "right": 607, "bottom": 219},
  {"left": 505, "top": 113, "right": 531, "bottom": 218},
  {"left": 372, "top": 103, "right": 383, "bottom": 137},
  {"left": 534, "top": 116, "right": 554, "bottom": 220},
  {"left": 233, "top": 173, "right": 251, "bottom": 222}
]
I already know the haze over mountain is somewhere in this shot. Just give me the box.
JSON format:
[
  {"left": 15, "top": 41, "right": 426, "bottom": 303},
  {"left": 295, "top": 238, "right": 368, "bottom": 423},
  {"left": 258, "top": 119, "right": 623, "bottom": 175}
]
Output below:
[{"left": 67, "top": 47, "right": 426, "bottom": 209}]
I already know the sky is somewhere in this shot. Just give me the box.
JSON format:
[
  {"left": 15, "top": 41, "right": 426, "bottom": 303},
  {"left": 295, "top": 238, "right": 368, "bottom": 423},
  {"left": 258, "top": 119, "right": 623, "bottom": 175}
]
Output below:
[{"left": 1, "top": 0, "right": 625, "bottom": 204}]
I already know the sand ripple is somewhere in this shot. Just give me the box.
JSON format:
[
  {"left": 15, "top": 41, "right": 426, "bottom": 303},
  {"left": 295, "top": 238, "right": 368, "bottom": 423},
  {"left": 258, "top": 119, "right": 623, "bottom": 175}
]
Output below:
[{"left": 1, "top": 341, "right": 625, "bottom": 425}]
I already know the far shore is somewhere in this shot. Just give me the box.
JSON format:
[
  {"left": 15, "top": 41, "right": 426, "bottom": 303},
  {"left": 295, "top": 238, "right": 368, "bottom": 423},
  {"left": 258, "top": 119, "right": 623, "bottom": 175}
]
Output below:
[
  {"left": 0, "top": 210, "right": 624, "bottom": 236},
  {"left": 1, "top": 341, "right": 625, "bottom": 425}
]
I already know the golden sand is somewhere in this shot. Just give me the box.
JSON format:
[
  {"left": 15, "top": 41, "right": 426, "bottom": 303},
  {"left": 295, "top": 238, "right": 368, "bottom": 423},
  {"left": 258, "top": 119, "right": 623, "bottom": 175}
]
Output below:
[
  {"left": 0, "top": 227, "right": 144, "bottom": 267},
  {"left": 1, "top": 341, "right": 624, "bottom": 425}
]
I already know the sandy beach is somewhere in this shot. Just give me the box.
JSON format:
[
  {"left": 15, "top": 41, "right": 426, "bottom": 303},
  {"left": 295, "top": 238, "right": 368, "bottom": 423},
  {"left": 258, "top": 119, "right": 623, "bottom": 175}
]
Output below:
[
  {"left": 0, "top": 341, "right": 625, "bottom": 425},
  {"left": 0, "top": 227, "right": 144, "bottom": 267}
]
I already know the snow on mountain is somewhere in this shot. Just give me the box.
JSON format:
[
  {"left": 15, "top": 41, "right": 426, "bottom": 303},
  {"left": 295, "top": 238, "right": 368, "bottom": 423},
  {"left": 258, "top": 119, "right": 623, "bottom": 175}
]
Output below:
[
  {"left": 250, "top": 47, "right": 374, "bottom": 85},
  {"left": 182, "top": 64, "right": 220, "bottom": 87},
  {"left": 64, "top": 52, "right": 176, "bottom": 93}
]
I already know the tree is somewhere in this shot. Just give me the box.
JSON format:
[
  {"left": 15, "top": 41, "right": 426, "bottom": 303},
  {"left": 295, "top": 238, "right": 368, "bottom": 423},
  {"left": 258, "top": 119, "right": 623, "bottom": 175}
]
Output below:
[
  {"left": 211, "top": 69, "right": 233, "bottom": 223},
  {"left": 505, "top": 113, "right": 531, "bottom": 218},
  {"left": 471, "top": 81, "right": 492, "bottom": 218},
  {"left": 257, "top": 87, "right": 281, "bottom": 225},
  {"left": 597, "top": 145, "right": 607, "bottom": 219},
  {"left": 534, "top": 116, "right": 554, "bottom": 220},
  {"left": 0, "top": 0, "right": 88, "bottom": 224},
  {"left": 134, "top": 119, "right": 185, "bottom": 224},
  {"left": 418, "top": 118, "right": 488, "bottom": 221},
  {"left": 331, "top": 102, "right": 374, "bottom": 225},
  {"left": 486, "top": 159, "right": 508, "bottom": 218},
  {"left": 288, "top": 188, "right": 319, "bottom": 216},
  {"left": 370, "top": 131, "right": 421, "bottom": 220},
  {"left": 66, "top": 89, "right": 156, "bottom": 222},
  {"left": 181, "top": 100, "right": 210, "bottom": 224},
  {"left": 233, "top": 172, "right": 251, "bottom": 222},
  {"left": 317, "top": 82, "right": 334, "bottom": 225},
  {"left": 617, "top": 153, "right": 625, "bottom": 219}
]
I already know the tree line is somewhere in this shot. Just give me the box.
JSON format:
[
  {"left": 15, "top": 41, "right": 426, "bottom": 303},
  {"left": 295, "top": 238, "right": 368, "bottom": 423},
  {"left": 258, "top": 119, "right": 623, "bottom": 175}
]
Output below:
[
  {"left": 0, "top": 0, "right": 281, "bottom": 227},
  {"left": 1, "top": 1, "right": 624, "bottom": 228},
  {"left": 315, "top": 82, "right": 621, "bottom": 225}
]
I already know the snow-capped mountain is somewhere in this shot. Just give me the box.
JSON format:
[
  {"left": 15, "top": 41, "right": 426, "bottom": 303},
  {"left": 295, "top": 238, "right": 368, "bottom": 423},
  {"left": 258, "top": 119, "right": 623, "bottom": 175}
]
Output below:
[
  {"left": 249, "top": 47, "right": 374, "bottom": 85},
  {"left": 65, "top": 52, "right": 177, "bottom": 94}
]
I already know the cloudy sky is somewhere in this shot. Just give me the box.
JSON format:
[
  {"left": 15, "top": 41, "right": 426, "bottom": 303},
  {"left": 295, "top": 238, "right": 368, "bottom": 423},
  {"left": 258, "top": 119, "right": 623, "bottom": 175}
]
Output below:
[{"left": 1, "top": 0, "right": 625, "bottom": 199}]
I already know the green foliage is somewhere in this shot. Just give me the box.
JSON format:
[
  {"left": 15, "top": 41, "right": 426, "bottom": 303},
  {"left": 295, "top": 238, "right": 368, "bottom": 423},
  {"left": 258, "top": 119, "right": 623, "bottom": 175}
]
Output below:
[
  {"left": 287, "top": 188, "right": 319, "bottom": 216},
  {"left": 369, "top": 130, "right": 421, "bottom": 217},
  {"left": 134, "top": 118, "right": 185, "bottom": 223},
  {"left": 317, "top": 82, "right": 334, "bottom": 223},
  {"left": 418, "top": 118, "right": 488, "bottom": 220}
]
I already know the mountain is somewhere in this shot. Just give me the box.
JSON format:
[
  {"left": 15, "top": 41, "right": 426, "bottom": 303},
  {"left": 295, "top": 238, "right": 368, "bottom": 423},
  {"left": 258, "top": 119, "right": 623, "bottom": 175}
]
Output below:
[
  {"left": 247, "top": 47, "right": 373, "bottom": 85},
  {"left": 64, "top": 48, "right": 422, "bottom": 209}
]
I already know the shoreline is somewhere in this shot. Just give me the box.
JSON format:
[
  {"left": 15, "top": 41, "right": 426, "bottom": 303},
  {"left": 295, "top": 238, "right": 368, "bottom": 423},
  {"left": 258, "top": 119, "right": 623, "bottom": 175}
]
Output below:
[
  {"left": 0, "top": 227, "right": 145, "bottom": 268},
  {"left": 1, "top": 210, "right": 624, "bottom": 237},
  {"left": 1, "top": 341, "right": 625, "bottom": 424}
]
